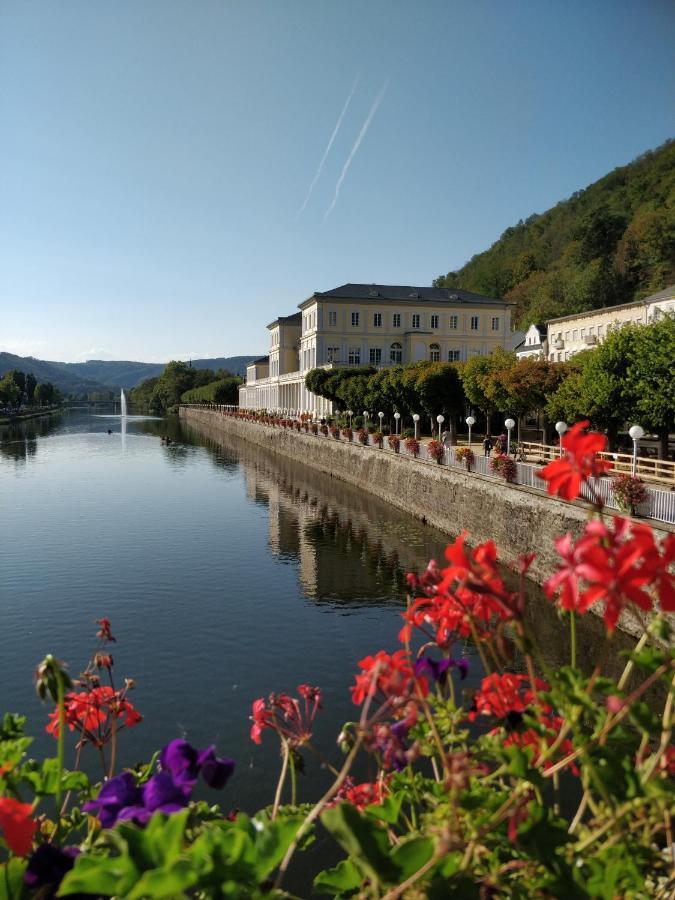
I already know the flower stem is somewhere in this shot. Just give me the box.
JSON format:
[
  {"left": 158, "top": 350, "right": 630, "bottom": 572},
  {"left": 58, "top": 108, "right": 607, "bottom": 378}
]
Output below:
[
  {"left": 289, "top": 750, "right": 297, "bottom": 807},
  {"left": 56, "top": 670, "right": 65, "bottom": 812},
  {"left": 570, "top": 611, "right": 576, "bottom": 669},
  {"left": 272, "top": 741, "right": 290, "bottom": 820}
]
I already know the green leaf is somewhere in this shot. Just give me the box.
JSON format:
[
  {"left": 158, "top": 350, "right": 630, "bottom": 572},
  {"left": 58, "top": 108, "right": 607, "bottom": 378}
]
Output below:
[
  {"left": 364, "top": 791, "right": 404, "bottom": 825},
  {"left": 126, "top": 859, "right": 198, "bottom": 900},
  {"left": 0, "top": 858, "right": 28, "bottom": 900},
  {"left": 313, "top": 858, "right": 362, "bottom": 896},
  {"left": 21, "top": 758, "right": 88, "bottom": 796},
  {"left": 321, "top": 803, "right": 397, "bottom": 886},
  {"left": 390, "top": 836, "right": 435, "bottom": 880},
  {"left": 253, "top": 815, "right": 304, "bottom": 880},
  {"left": 58, "top": 852, "right": 140, "bottom": 896}
]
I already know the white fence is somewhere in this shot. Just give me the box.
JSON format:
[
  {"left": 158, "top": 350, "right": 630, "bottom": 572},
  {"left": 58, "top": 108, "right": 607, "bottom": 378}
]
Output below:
[{"left": 182, "top": 406, "right": 675, "bottom": 526}]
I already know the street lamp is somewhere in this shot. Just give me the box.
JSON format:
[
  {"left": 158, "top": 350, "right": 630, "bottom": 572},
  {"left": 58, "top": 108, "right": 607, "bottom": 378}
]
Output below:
[
  {"left": 363, "top": 411, "right": 369, "bottom": 429},
  {"left": 394, "top": 411, "right": 401, "bottom": 435},
  {"left": 436, "top": 414, "right": 445, "bottom": 441},
  {"left": 378, "top": 411, "right": 384, "bottom": 431},
  {"left": 412, "top": 413, "right": 420, "bottom": 440},
  {"left": 465, "top": 415, "right": 475, "bottom": 448},
  {"left": 555, "top": 421, "right": 568, "bottom": 458},
  {"left": 504, "top": 418, "right": 515, "bottom": 456},
  {"left": 347, "top": 409, "right": 353, "bottom": 428},
  {"left": 628, "top": 424, "right": 645, "bottom": 476}
]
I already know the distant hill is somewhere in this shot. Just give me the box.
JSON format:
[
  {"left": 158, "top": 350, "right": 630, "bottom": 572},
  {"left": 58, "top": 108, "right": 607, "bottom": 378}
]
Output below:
[
  {"left": 0, "top": 354, "right": 260, "bottom": 396},
  {"left": 434, "top": 139, "right": 675, "bottom": 328}
]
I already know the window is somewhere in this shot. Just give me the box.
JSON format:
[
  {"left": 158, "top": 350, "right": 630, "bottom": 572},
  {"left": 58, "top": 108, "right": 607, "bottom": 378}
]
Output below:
[
  {"left": 491, "top": 316, "right": 500, "bottom": 331},
  {"left": 449, "top": 314, "right": 458, "bottom": 329},
  {"left": 351, "top": 311, "right": 360, "bottom": 327},
  {"left": 572, "top": 330, "right": 578, "bottom": 340},
  {"left": 470, "top": 315, "right": 479, "bottom": 330},
  {"left": 448, "top": 349, "right": 461, "bottom": 362},
  {"left": 390, "top": 342, "right": 402, "bottom": 364},
  {"left": 348, "top": 347, "right": 361, "bottom": 365},
  {"left": 369, "top": 348, "right": 382, "bottom": 365},
  {"left": 393, "top": 313, "right": 401, "bottom": 328},
  {"left": 412, "top": 314, "right": 420, "bottom": 328},
  {"left": 580, "top": 328, "right": 586, "bottom": 338},
  {"left": 328, "top": 310, "right": 337, "bottom": 326},
  {"left": 431, "top": 314, "right": 439, "bottom": 329},
  {"left": 373, "top": 312, "right": 382, "bottom": 327},
  {"left": 327, "top": 346, "right": 340, "bottom": 363},
  {"left": 429, "top": 343, "right": 440, "bottom": 362},
  {"left": 597, "top": 324, "right": 604, "bottom": 336},
  {"left": 588, "top": 326, "right": 594, "bottom": 335},
  {"left": 565, "top": 331, "right": 570, "bottom": 340}
]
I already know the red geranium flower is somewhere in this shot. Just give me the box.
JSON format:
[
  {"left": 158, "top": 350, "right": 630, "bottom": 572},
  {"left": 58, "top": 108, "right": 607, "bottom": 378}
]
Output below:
[
  {"left": 0, "top": 797, "right": 37, "bottom": 856},
  {"left": 470, "top": 673, "right": 549, "bottom": 721},
  {"left": 46, "top": 686, "right": 142, "bottom": 743},
  {"left": 330, "top": 778, "right": 386, "bottom": 811},
  {"left": 249, "top": 685, "right": 322, "bottom": 746},
  {"left": 351, "top": 650, "right": 426, "bottom": 706},
  {"left": 545, "top": 517, "right": 657, "bottom": 632},
  {"left": 538, "top": 420, "right": 611, "bottom": 501}
]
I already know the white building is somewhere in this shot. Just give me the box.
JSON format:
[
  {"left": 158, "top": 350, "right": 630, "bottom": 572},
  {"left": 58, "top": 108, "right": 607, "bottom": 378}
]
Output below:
[
  {"left": 515, "top": 324, "right": 548, "bottom": 359},
  {"left": 546, "top": 285, "right": 675, "bottom": 361},
  {"left": 239, "top": 283, "right": 513, "bottom": 413}
]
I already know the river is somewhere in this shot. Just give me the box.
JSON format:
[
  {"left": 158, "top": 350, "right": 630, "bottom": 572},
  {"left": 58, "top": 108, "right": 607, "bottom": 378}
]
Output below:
[{"left": 1, "top": 408, "right": 624, "bottom": 869}]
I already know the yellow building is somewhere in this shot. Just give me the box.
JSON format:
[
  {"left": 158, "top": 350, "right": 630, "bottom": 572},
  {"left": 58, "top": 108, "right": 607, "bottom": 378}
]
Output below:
[{"left": 240, "top": 283, "right": 513, "bottom": 413}]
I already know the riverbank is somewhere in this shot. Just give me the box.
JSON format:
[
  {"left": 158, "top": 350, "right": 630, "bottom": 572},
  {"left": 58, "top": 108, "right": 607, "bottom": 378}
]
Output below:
[
  {"left": 180, "top": 407, "right": 673, "bottom": 594},
  {"left": 0, "top": 407, "right": 62, "bottom": 426}
]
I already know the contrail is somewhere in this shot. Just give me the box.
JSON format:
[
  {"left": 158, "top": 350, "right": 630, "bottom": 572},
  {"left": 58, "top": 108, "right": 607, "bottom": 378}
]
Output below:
[
  {"left": 297, "top": 77, "right": 359, "bottom": 217},
  {"left": 324, "top": 79, "right": 389, "bottom": 220}
]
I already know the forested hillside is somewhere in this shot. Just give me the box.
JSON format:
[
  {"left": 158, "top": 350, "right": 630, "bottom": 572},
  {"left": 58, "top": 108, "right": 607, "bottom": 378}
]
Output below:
[{"left": 434, "top": 140, "right": 675, "bottom": 327}]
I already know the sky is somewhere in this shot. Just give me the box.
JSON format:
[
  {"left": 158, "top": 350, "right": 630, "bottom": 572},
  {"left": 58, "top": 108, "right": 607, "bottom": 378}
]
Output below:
[{"left": 1, "top": 1, "right": 674, "bottom": 363}]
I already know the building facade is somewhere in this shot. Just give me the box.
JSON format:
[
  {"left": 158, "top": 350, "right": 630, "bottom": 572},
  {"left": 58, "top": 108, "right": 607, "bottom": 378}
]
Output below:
[
  {"left": 515, "top": 324, "right": 548, "bottom": 359},
  {"left": 546, "top": 285, "right": 675, "bottom": 361},
  {"left": 240, "top": 283, "right": 513, "bottom": 413}
]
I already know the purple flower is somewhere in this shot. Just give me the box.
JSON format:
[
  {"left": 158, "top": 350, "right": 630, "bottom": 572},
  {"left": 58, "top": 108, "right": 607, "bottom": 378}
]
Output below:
[
  {"left": 24, "top": 845, "right": 79, "bottom": 895},
  {"left": 160, "top": 738, "right": 234, "bottom": 791},
  {"left": 415, "top": 656, "right": 469, "bottom": 684},
  {"left": 82, "top": 771, "right": 141, "bottom": 828},
  {"left": 197, "top": 746, "right": 235, "bottom": 789}
]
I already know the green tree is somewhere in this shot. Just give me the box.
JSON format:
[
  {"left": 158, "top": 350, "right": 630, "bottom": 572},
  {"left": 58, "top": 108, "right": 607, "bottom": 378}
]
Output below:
[
  {"left": 25, "top": 373, "right": 37, "bottom": 402},
  {"left": 460, "top": 349, "right": 515, "bottom": 435},
  {"left": 627, "top": 314, "right": 675, "bottom": 457},
  {"left": 414, "top": 363, "right": 465, "bottom": 442},
  {"left": 0, "top": 374, "right": 21, "bottom": 406}
]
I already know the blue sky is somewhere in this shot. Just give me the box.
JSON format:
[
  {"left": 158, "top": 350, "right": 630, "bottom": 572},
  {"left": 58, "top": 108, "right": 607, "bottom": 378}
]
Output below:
[{"left": 1, "top": 1, "right": 673, "bottom": 363}]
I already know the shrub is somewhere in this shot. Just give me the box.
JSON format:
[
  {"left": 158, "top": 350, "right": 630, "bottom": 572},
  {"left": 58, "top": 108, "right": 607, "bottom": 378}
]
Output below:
[
  {"left": 353, "top": 415, "right": 364, "bottom": 429},
  {"left": 490, "top": 452, "right": 517, "bottom": 482},
  {"left": 387, "top": 434, "right": 400, "bottom": 453},
  {"left": 427, "top": 439, "right": 445, "bottom": 463},
  {"left": 612, "top": 473, "right": 648, "bottom": 513},
  {"left": 402, "top": 427, "right": 415, "bottom": 439},
  {"left": 404, "top": 436, "right": 420, "bottom": 457},
  {"left": 372, "top": 431, "right": 384, "bottom": 448}
]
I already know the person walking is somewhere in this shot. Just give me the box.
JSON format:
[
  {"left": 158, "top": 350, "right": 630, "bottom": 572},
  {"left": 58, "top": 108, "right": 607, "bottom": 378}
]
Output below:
[{"left": 482, "top": 436, "right": 493, "bottom": 456}]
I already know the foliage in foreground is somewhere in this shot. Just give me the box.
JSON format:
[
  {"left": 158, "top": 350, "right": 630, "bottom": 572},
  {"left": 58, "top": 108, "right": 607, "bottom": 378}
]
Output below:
[{"left": 1, "top": 423, "right": 675, "bottom": 898}]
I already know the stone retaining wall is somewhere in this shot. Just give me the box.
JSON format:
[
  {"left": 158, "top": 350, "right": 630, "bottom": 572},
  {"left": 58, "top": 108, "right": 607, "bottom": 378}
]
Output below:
[{"left": 179, "top": 408, "right": 672, "bottom": 588}]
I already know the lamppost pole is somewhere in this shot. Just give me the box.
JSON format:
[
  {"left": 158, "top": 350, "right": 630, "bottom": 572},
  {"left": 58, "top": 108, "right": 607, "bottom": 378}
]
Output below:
[
  {"left": 394, "top": 411, "right": 400, "bottom": 435},
  {"left": 412, "top": 414, "right": 420, "bottom": 441},
  {"left": 465, "top": 415, "right": 475, "bottom": 448},
  {"left": 504, "top": 418, "right": 515, "bottom": 456},
  {"left": 555, "top": 421, "right": 568, "bottom": 458},
  {"left": 436, "top": 414, "right": 445, "bottom": 442},
  {"left": 363, "top": 411, "right": 369, "bottom": 430},
  {"left": 628, "top": 425, "right": 645, "bottom": 476},
  {"left": 378, "top": 411, "right": 384, "bottom": 432},
  {"left": 347, "top": 409, "right": 353, "bottom": 428}
]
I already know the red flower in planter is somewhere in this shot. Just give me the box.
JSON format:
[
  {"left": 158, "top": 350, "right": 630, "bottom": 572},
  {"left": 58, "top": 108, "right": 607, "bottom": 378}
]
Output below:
[
  {"left": 46, "top": 685, "right": 142, "bottom": 741},
  {"left": 330, "top": 777, "right": 386, "bottom": 811},
  {"left": 249, "top": 685, "right": 322, "bottom": 746},
  {"left": 351, "top": 650, "right": 427, "bottom": 705},
  {"left": 545, "top": 517, "right": 658, "bottom": 632},
  {"left": 0, "top": 797, "right": 37, "bottom": 856},
  {"left": 538, "top": 420, "right": 610, "bottom": 501},
  {"left": 470, "top": 673, "right": 549, "bottom": 721}
]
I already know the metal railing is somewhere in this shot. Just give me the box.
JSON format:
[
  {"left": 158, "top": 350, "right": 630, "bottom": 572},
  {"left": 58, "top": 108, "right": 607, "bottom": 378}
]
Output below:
[
  {"left": 181, "top": 406, "right": 675, "bottom": 526},
  {"left": 520, "top": 441, "right": 675, "bottom": 487}
]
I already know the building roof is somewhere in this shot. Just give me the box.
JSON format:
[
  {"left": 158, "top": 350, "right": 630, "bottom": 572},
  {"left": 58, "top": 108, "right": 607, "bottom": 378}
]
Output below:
[
  {"left": 546, "top": 299, "right": 649, "bottom": 326},
  {"left": 508, "top": 329, "right": 526, "bottom": 351},
  {"left": 300, "top": 283, "right": 511, "bottom": 309},
  {"left": 249, "top": 355, "right": 269, "bottom": 366},
  {"left": 643, "top": 284, "right": 675, "bottom": 303},
  {"left": 266, "top": 312, "right": 301, "bottom": 330}
]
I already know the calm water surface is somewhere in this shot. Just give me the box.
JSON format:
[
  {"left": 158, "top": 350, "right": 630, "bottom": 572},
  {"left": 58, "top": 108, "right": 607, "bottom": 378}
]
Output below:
[{"left": 1, "top": 410, "right": 619, "bottom": 822}]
